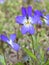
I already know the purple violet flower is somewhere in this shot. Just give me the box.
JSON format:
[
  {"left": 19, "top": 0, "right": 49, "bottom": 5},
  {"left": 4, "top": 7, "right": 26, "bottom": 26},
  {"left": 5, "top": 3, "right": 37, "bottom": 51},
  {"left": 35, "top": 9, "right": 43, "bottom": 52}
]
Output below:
[
  {"left": 0, "top": 0, "right": 5, "bottom": 4},
  {"left": 34, "top": 10, "right": 44, "bottom": 17},
  {"left": 16, "top": 6, "right": 35, "bottom": 34},
  {"left": 33, "top": 10, "right": 43, "bottom": 25},
  {"left": 33, "top": 15, "right": 42, "bottom": 25},
  {"left": 1, "top": 34, "right": 20, "bottom": 51},
  {"left": 44, "top": 14, "right": 49, "bottom": 25}
]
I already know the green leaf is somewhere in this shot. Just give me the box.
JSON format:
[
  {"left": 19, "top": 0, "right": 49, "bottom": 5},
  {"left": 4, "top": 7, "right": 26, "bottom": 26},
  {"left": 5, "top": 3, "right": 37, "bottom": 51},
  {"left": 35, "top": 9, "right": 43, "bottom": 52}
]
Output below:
[
  {"left": 17, "top": 30, "right": 23, "bottom": 38},
  {"left": 23, "top": 48, "right": 37, "bottom": 60},
  {"left": 0, "top": 55, "right": 6, "bottom": 65},
  {"left": 0, "top": 24, "right": 3, "bottom": 33},
  {"left": 40, "top": 29, "right": 46, "bottom": 37},
  {"left": 32, "top": 35, "right": 39, "bottom": 50},
  {"left": 40, "top": 48, "right": 45, "bottom": 65},
  {"left": 44, "top": 60, "right": 49, "bottom": 65},
  {"left": 15, "top": 62, "right": 24, "bottom": 65}
]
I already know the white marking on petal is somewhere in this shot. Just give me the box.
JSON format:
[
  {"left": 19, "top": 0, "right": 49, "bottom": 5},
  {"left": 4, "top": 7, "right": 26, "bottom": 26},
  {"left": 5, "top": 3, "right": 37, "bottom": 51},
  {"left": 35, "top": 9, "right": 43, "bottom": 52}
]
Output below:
[
  {"left": 23, "top": 17, "right": 33, "bottom": 27},
  {"left": 43, "top": 16, "right": 49, "bottom": 24},
  {"left": 44, "top": 19, "right": 48, "bottom": 24},
  {"left": 7, "top": 39, "right": 13, "bottom": 46},
  {"left": 29, "top": 17, "right": 33, "bottom": 24}
]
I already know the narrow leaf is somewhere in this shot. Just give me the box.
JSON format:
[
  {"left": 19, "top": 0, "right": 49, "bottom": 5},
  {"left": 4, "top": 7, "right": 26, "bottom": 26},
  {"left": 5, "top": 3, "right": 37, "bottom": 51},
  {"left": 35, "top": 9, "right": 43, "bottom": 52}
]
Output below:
[
  {"left": 23, "top": 48, "right": 37, "bottom": 60},
  {"left": 15, "top": 62, "right": 24, "bottom": 65}
]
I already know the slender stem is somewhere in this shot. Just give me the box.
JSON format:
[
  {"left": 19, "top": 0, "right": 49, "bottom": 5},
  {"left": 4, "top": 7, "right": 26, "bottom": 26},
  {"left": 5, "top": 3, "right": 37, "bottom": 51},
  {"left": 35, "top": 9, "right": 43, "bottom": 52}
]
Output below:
[
  {"left": 30, "top": 35, "right": 36, "bottom": 65},
  {"left": 31, "top": 35, "right": 35, "bottom": 55}
]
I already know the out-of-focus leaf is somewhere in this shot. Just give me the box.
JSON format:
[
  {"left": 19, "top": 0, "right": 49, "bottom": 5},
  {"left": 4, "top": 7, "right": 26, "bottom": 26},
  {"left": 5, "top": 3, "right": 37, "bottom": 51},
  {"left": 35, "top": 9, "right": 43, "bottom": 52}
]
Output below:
[
  {"left": 40, "top": 48, "right": 45, "bottom": 65},
  {"left": 15, "top": 62, "right": 24, "bottom": 65},
  {"left": 40, "top": 29, "right": 46, "bottom": 37},
  {"left": 32, "top": 35, "right": 40, "bottom": 50},
  {"left": 0, "top": 55, "right": 6, "bottom": 65},
  {"left": 0, "top": 24, "right": 3, "bottom": 33},
  {"left": 17, "top": 30, "right": 23, "bottom": 38},
  {"left": 23, "top": 48, "right": 37, "bottom": 60},
  {"left": 44, "top": 60, "right": 49, "bottom": 65}
]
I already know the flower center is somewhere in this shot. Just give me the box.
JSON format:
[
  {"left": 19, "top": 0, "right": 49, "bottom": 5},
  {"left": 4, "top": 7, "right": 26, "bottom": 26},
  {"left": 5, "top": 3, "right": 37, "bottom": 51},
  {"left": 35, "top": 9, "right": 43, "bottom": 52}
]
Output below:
[
  {"left": 23, "top": 17, "right": 32, "bottom": 27},
  {"left": 25, "top": 20, "right": 31, "bottom": 26}
]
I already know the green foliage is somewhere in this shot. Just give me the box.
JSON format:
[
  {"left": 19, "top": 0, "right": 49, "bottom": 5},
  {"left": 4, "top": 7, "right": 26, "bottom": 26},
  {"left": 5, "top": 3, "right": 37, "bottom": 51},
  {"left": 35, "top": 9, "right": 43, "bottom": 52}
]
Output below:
[
  {"left": 0, "top": 23, "right": 3, "bottom": 33},
  {"left": 44, "top": 60, "right": 49, "bottom": 65},
  {"left": 45, "top": 0, "right": 49, "bottom": 12},
  {"left": 40, "top": 48, "right": 45, "bottom": 65},
  {"left": 0, "top": 55, "right": 6, "bottom": 65},
  {"left": 15, "top": 62, "right": 24, "bottom": 65},
  {"left": 17, "top": 30, "right": 23, "bottom": 38},
  {"left": 23, "top": 48, "right": 37, "bottom": 60}
]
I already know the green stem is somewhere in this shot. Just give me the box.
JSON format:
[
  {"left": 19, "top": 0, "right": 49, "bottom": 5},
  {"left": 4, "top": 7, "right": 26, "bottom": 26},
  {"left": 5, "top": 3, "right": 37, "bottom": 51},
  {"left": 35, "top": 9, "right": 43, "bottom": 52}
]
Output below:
[
  {"left": 31, "top": 34, "right": 39, "bottom": 65},
  {"left": 31, "top": 35, "right": 35, "bottom": 55},
  {"left": 30, "top": 35, "right": 36, "bottom": 65}
]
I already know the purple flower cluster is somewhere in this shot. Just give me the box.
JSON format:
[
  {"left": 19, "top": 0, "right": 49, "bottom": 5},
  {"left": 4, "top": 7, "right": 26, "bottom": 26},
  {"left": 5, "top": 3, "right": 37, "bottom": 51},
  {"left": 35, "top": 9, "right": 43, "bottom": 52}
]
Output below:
[
  {"left": 0, "top": 6, "right": 49, "bottom": 51},
  {"left": 16, "top": 6, "right": 49, "bottom": 35}
]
